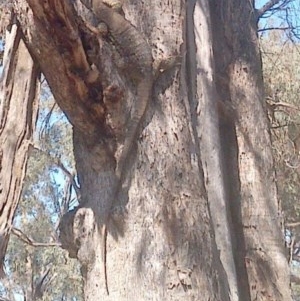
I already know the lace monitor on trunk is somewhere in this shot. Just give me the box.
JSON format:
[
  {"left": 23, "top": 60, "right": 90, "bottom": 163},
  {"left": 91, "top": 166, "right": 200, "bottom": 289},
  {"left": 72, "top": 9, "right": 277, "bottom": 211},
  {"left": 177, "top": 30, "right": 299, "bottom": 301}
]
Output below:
[
  {"left": 83, "top": 0, "right": 153, "bottom": 295},
  {"left": 82, "top": 0, "right": 180, "bottom": 294},
  {"left": 87, "top": 0, "right": 153, "bottom": 182}
]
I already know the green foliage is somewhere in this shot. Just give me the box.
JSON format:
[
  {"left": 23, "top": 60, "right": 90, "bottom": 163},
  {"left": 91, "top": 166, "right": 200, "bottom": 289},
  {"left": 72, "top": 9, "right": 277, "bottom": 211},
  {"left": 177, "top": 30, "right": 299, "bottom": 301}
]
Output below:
[
  {"left": 261, "top": 31, "right": 300, "bottom": 223},
  {"left": 2, "top": 80, "right": 82, "bottom": 301},
  {"left": 261, "top": 29, "right": 300, "bottom": 297}
]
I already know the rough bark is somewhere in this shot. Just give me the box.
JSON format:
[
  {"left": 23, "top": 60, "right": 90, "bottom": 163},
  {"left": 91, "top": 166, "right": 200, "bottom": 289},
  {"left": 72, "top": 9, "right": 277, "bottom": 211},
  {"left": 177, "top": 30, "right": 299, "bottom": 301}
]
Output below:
[
  {"left": 13, "top": 0, "right": 225, "bottom": 300},
  {"left": 211, "top": 0, "right": 292, "bottom": 300},
  {"left": 186, "top": 1, "right": 242, "bottom": 300},
  {"left": 7, "top": 0, "right": 292, "bottom": 300},
  {"left": 0, "top": 24, "right": 39, "bottom": 276}
]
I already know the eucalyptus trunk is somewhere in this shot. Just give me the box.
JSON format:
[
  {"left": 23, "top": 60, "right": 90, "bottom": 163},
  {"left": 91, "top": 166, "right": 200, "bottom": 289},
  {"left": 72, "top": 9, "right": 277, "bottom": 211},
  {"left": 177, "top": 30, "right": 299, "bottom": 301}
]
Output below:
[{"left": 6, "top": 0, "right": 292, "bottom": 300}]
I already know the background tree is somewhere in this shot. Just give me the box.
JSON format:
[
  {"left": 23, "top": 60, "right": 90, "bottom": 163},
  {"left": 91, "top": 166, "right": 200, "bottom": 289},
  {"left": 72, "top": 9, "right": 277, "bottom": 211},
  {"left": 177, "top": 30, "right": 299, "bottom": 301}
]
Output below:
[
  {"left": 260, "top": 29, "right": 300, "bottom": 299},
  {"left": 0, "top": 11, "right": 39, "bottom": 282},
  {"left": 1, "top": 90, "right": 83, "bottom": 300},
  {"left": 1, "top": 0, "right": 298, "bottom": 300}
]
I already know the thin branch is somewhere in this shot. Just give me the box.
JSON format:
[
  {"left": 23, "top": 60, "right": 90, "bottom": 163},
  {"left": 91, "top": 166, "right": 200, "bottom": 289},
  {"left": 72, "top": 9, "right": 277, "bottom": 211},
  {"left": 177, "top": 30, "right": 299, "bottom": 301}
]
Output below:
[
  {"left": 28, "top": 144, "right": 81, "bottom": 199},
  {"left": 291, "top": 272, "right": 300, "bottom": 284},
  {"left": 33, "top": 267, "right": 57, "bottom": 300},
  {"left": 39, "top": 101, "right": 56, "bottom": 141},
  {"left": 289, "top": 236, "right": 295, "bottom": 264},
  {"left": 270, "top": 124, "right": 289, "bottom": 129},
  {"left": 62, "top": 180, "right": 73, "bottom": 214},
  {"left": 286, "top": 221, "right": 300, "bottom": 227},
  {"left": 291, "top": 256, "right": 300, "bottom": 263},
  {"left": 284, "top": 159, "right": 300, "bottom": 169},
  {"left": 11, "top": 228, "right": 61, "bottom": 247},
  {"left": 258, "top": 26, "right": 293, "bottom": 32},
  {"left": 54, "top": 158, "right": 81, "bottom": 198},
  {"left": 256, "top": 0, "right": 281, "bottom": 18},
  {"left": 267, "top": 99, "right": 300, "bottom": 111}
]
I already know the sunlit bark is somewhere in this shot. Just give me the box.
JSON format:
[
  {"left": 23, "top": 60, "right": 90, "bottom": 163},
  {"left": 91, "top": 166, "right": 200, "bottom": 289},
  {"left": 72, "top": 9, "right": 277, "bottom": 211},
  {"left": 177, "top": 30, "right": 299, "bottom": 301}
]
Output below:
[
  {"left": 0, "top": 24, "right": 39, "bottom": 277},
  {"left": 2, "top": 0, "right": 292, "bottom": 300}
]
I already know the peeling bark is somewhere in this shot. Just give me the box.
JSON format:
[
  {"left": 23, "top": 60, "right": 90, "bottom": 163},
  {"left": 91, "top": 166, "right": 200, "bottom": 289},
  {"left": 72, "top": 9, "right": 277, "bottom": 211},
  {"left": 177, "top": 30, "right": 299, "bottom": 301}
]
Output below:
[
  {"left": 4, "top": 0, "right": 292, "bottom": 300},
  {"left": 12, "top": 0, "right": 226, "bottom": 299},
  {"left": 211, "top": 0, "right": 292, "bottom": 300},
  {"left": 0, "top": 24, "right": 39, "bottom": 276},
  {"left": 187, "top": 1, "right": 238, "bottom": 300}
]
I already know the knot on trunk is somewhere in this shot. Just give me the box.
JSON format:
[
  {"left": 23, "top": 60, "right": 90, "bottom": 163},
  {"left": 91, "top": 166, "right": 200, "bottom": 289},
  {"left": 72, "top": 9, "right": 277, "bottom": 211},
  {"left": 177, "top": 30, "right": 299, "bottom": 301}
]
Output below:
[{"left": 59, "top": 207, "right": 98, "bottom": 265}]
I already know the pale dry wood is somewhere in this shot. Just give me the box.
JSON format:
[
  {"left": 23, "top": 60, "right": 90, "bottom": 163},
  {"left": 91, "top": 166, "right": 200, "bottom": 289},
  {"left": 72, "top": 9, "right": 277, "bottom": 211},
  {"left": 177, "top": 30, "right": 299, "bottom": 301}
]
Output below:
[
  {"left": 0, "top": 24, "right": 39, "bottom": 277},
  {"left": 218, "top": 0, "right": 292, "bottom": 299},
  {"left": 190, "top": 1, "right": 238, "bottom": 300},
  {"left": 9, "top": 0, "right": 292, "bottom": 300},
  {"left": 11, "top": 228, "right": 61, "bottom": 247}
]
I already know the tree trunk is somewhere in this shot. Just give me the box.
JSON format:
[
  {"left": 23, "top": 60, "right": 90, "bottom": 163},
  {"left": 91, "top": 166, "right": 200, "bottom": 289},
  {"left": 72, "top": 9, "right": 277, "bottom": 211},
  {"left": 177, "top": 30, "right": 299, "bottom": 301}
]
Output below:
[
  {"left": 210, "top": 1, "right": 292, "bottom": 300},
  {"left": 0, "top": 23, "right": 39, "bottom": 277},
  {"left": 9, "top": 0, "right": 292, "bottom": 300}
]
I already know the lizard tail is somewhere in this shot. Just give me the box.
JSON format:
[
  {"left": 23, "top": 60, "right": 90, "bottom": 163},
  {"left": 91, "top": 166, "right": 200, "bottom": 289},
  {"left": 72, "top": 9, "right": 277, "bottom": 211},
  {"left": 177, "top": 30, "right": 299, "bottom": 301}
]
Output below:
[
  {"left": 116, "top": 77, "right": 152, "bottom": 181},
  {"left": 101, "top": 225, "right": 109, "bottom": 295}
]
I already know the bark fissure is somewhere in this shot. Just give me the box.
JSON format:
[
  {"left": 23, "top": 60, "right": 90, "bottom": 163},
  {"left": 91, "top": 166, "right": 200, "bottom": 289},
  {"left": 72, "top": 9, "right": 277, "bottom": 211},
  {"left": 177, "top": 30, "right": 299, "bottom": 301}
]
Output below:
[
  {"left": 185, "top": 0, "right": 203, "bottom": 182},
  {"left": 15, "top": 0, "right": 113, "bottom": 136},
  {"left": 0, "top": 24, "right": 39, "bottom": 277},
  {"left": 2, "top": 0, "right": 292, "bottom": 300},
  {"left": 210, "top": 0, "right": 292, "bottom": 300},
  {"left": 209, "top": 1, "right": 252, "bottom": 299}
]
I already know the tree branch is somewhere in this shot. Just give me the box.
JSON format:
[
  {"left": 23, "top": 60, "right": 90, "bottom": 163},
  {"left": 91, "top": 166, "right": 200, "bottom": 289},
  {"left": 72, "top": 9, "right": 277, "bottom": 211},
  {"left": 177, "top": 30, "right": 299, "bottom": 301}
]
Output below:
[
  {"left": 28, "top": 144, "right": 81, "bottom": 199},
  {"left": 256, "top": 0, "right": 293, "bottom": 19},
  {"left": 33, "top": 267, "right": 57, "bottom": 300},
  {"left": 53, "top": 158, "right": 81, "bottom": 199},
  {"left": 286, "top": 221, "right": 300, "bottom": 227},
  {"left": 267, "top": 98, "right": 300, "bottom": 111},
  {"left": 258, "top": 26, "right": 293, "bottom": 32},
  {"left": 256, "top": 0, "right": 281, "bottom": 18},
  {"left": 11, "top": 228, "right": 61, "bottom": 247},
  {"left": 291, "top": 272, "right": 300, "bottom": 284}
]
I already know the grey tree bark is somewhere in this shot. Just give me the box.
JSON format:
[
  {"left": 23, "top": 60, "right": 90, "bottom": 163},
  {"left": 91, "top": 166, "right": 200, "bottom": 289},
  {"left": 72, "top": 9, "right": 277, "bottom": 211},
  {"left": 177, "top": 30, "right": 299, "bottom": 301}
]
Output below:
[
  {"left": 210, "top": 1, "right": 292, "bottom": 300},
  {"left": 3, "top": 0, "right": 292, "bottom": 300}
]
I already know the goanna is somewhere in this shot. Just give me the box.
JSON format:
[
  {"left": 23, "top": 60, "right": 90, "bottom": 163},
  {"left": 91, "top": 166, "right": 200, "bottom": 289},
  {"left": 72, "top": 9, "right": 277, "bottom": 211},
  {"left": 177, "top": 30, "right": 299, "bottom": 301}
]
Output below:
[
  {"left": 84, "top": 0, "right": 153, "bottom": 295},
  {"left": 88, "top": 0, "right": 153, "bottom": 183}
]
